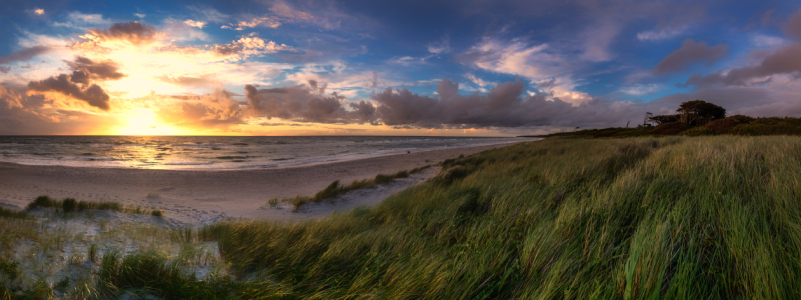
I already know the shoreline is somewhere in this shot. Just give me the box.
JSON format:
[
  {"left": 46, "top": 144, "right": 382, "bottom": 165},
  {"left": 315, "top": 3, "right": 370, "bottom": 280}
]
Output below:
[
  {"left": 0, "top": 142, "right": 523, "bottom": 225},
  {"left": 0, "top": 140, "right": 529, "bottom": 172}
]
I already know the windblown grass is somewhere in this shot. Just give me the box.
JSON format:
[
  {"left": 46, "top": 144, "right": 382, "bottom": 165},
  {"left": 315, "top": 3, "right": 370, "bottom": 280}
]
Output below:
[
  {"left": 95, "top": 251, "right": 287, "bottom": 299},
  {"left": 0, "top": 207, "right": 31, "bottom": 220},
  {"left": 201, "top": 136, "right": 801, "bottom": 299},
  {"left": 26, "top": 196, "right": 163, "bottom": 216},
  {"left": 270, "top": 165, "right": 431, "bottom": 211}
]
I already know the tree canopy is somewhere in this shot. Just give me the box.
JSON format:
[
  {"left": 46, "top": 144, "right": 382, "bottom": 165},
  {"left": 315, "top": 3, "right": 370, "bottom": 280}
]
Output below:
[
  {"left": 649, "top": 100, "right": 725, "bottom": 126},
  {"left": 677, "top": 100, "right": 726, "bottom": 126}
]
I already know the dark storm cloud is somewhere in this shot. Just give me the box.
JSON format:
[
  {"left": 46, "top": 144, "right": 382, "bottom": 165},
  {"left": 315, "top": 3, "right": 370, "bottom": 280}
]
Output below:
[
  {"left": 0, "top": 46, "right": 50, "bottom": 65},
  {"left": 0, "top": 67, "right": 9, "bottom": 74},
  {"left": 784, "top": 8, "right": 801, "bottom": 41},
  {"left": 653, "top": 39, "right": 729, "bottom": 75},
  {"left": 66, "top": 56, "right": 125, "bottom": 84},
  {"left": 27, "top": 74, "right": 110, "bottom": 110},
  {"left": 680, "top": 42, "right": 801, "bottom": 87},
  {"left": 348, "top": 100, "right": 376, "bottom": 123},
  {"left": 369, "top": 79, "right": 648, "bottom": 129},
  {"left": 86, "top": 21, "right": 157, "bottom": 45},
  {"left": 245, "top": 81, "right": 368, "bottom": 123}
]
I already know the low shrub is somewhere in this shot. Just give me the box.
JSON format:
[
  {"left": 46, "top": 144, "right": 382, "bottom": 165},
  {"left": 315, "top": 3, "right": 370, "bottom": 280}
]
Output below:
[
  {"left": 26, "top": 195, "right": 58, "bottom": 210},
  {"left": 374, "top": 174, "right": 393, "bottom": 184},
  {"left": 679, "top": 127, "right": 713, "bottom": 136},
  {"left": 649, "top": 121, "right": 691, "bottom": 135}
]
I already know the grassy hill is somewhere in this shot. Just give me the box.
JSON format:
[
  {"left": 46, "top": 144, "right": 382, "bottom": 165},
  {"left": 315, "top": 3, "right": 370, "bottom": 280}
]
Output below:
[
  {"left": 197, "top": 135, "right": 801, "bottom": 299},
  {"left": 5, "top": 135, "right": 801, "bottom": 299}
]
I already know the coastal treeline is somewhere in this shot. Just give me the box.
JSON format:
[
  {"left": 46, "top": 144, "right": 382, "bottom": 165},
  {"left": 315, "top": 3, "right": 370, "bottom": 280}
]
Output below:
[{"left": 549, "top": 100, "right": 801, "bottom": 138}]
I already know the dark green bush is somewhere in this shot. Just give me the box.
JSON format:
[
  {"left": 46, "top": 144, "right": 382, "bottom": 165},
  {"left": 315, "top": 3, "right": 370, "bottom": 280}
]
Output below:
[{"left": 62, "top": 198, "right": 77, "bottom": 212}]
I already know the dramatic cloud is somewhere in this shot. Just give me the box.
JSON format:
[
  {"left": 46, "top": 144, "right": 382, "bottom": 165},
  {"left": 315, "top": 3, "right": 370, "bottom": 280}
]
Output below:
[
  {"left": 0, "top": 46, "right": 50, "bottom": 65},
  {"left": 458, "top": 39, "right": 591, "bottom": 105},
  {"left": 211, "top": 36, "right": 294, "bottom": 59},
  {"left": 65, "top": 56, "right": 125, "bottom": 84},
  {"left": 653, "top": 39, "right": 729, "bottom": 75},
  {"left": 80, "top": 21, "right": 158, "bottom": 46},
  {"left": 156, "top": 89, "right": 246, "bottom": 128},
  {"left": 785, "top": 8, "right": 801, "bottom": 41},
  {"left": 25, "top": 56, "right": 126, "bottom": 111},
  {"left": 681, "top": 42, "right": 801, "bottom": 87},
  {"left": 27, "top": 75, "right": 111, "bottom": 110},
  {"left": 369, "top": 79, "right": 647, "bottom": 129},
  {"left": 245, "top": 80, "right": 365, "bottom": 123},
  {"left": 0, "top": 85, "right": 119, "bottom": 135}
]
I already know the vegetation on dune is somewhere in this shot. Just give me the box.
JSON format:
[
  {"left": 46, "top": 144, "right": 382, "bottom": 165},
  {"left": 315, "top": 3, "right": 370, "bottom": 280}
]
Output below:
[
  {"left": 0, "top": 207, "right": 31, "bottom": 220},
  {"left": 25, "top": 196, "right": 163, "bottom": 217},
  {"left": 269, "top": 165, "right": 432, "bottom": 211},
  {"left": 95, "top": 251, "right": 288, "bottom": 299},
  {"left": 195, "top": 136, "right": 801, "bottom": 299}
]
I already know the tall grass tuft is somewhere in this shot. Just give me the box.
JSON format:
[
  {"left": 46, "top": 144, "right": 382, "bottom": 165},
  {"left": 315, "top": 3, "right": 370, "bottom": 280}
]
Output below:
[
  {"left": 25, "top": 196, "right": 159, "bottom": 216},
  {"left": 96, "top": 250, "right": 289, "bottom": 298},
  {"left": 0, "top": 207, "right": 31, "bottom": 220},
  {"left": 62, "top": 198, "right": 77, "bottom": 212}
]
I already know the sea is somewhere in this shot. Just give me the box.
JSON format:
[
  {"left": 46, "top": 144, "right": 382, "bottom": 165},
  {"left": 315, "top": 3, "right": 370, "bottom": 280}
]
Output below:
[{"left": 0, "top": 136, "right": 529, "bottom": 170}]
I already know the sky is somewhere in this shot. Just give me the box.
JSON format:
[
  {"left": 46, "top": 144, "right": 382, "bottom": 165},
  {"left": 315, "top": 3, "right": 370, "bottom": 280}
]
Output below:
[{"left": 0, "top": 0, "right": 800, "bottom": 136}]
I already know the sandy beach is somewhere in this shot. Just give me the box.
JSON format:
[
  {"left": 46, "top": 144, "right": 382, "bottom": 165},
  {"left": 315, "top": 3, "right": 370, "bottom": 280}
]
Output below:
[{"left": 0, "top": 143, "right": 515, "bottom": 225}]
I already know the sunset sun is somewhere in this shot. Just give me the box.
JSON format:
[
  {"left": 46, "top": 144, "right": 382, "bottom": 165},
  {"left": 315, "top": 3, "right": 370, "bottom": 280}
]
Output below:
[{"left": 116, "top": 108, "right": 175, "bottom": 136}]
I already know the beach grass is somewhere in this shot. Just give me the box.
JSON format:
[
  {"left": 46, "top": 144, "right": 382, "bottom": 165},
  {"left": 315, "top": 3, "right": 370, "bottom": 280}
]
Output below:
[
  {"left": 200, "top": 136, "right": 801, "bottom": 299},
  {"left": 270, "top": 165, "right": 431, "bottom": 211},
  {"left": 26, "top": 196, "right": 163, "bottom": 216},
  {"left": 0, "top": 207, "right": 31, "bottom": 220}
]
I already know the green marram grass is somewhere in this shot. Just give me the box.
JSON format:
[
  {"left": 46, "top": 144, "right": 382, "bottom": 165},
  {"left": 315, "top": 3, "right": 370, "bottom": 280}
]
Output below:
[{"left": 202, "top": 136, "right": 801, "bottom": 299}]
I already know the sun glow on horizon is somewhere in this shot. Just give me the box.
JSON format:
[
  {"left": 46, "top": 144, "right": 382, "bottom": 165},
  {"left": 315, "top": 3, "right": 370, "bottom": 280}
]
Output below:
[{"left": 116, "top": 108, "right": 178, "bottom": 135}]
